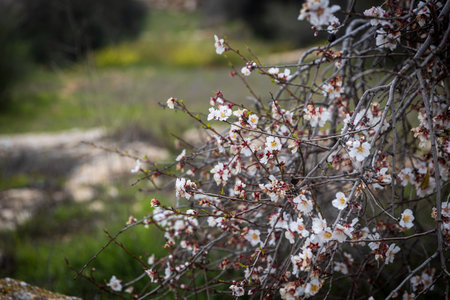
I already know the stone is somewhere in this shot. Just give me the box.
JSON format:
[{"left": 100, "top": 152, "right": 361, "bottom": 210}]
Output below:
[
  {"left": 0, "top": 189, "right": 47, "bottom": 230},
  {"left": 0, "top": 128, "right": 169, "bottom": 227},
  {"left": 0, "top": 277, "right": 81, "bottom": 300}
]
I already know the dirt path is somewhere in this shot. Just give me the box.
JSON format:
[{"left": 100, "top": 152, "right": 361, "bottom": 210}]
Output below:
[{"left": 0, "top": 128, "right": 168, "bottom": 230}]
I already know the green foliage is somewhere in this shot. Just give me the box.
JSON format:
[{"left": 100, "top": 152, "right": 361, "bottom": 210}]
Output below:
[
  {"left": 94, "top": 46, "right": 141, "bottom": 68},
  {"left": 94, "top": 10, "right": 289, "bottom": 69},
  {"left": 0, "top": 62, "right": 277, "bottom": 135},
  {"left": 0, "top": 188, "right": 168, "bottom": 298},
  {"left": 0, "top": 9, "right": 286, "bottom": 134},
  {"left": 0, "top": 0, "right": 147, "bottom": 110},
  {"left": 0, "top": 2, "right": 30, "bottom": 111},
  {"left": 18, "top": 0, "right": 147, "bottom": 65},
  {"left": 0, "top": 174, "right": 31, "bottom": 190}
]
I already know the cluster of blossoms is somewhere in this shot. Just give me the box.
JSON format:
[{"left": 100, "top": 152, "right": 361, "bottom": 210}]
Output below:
[
  {"left": 364, "top": 1, "right": 444, "bottom": 51},
  {"left": 303, "top": 104, "right": 331, "bottom": 128},
  {"left": 81, "top": 1, "right": 449, "bottom": 299},
  {"left": 207, "top": 97, "right": 232, "bottom": 122},
  {"left": 268, "top": 67, "right": 294, "bottom": 83},
  {"left": 241, "top": 61, "right": 257, "bottom": 76},
  {"left": 298, "top": 0, "right": 341, "bottom": 33},
  {"left": 364, "top": 5, "right": 401, "bottom": 51},
  {"left": 322, "top": 76, "right": 342, "bottom": 99},
  {"left": 175, "top": 177, "right": 197, "bottom": 199}
]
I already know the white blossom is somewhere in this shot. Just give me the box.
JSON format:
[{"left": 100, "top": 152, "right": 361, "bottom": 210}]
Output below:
[
  {"left": 166, "top": 97, "right": 176, "bottom": 109},
  {"left": 217, "top": 105, "right": 232, "bottom": 121},
  {"left": 230, "top": 285, "right": 245, "bottom": 297},
  {"left": 241, "top": 61, "right": 256, "bottom": 76},
  {"left": 214, "top": 35, "right": 225, "bottom": 55},
  {"left": 265, "top": 136, "right": 282, "bottom": 152},
  {"left": 245, "top": 229, "right": 262, "bottom": 247},
  {"left": 284, "top": 230, "right": 295, "bottom": 244},
  {"left": 441, "top": 202, "right": 450, "bottom": 218},
  {"left": 207, "top": 107, "right": 218, "bottom": 121},
  {"left": 279, "top": 283, "right": 300, "bottom": 300},
  {"left": 349, "top": 140, "right": 371, "bottom": 161},
  {"left": 304, "top": 277, "right": 322, "bottom": 297},
  {"left": 312, "top": 217, "right": 327, "bottom": 235},
  {"left": 368, "top": 232, "right": 381, "bottom": 251},
  {"left": 241, "top": 66, "right": 251, "bottom": 76},
  {"left": 398, "top": 168, "right": 415, "bottom": 186},
  {"left": 415, "top": 175, "right": 436, "bottom": 197},
  {"left": 147, "top": 254, "right": 155, "bottom": 265},
  {"left": 268, "top": 67, "right": 279, "bottom": 75},
  {"left": 210, "top": 162, "right": 230, "bottom": 185},
  {"left": 415, "top": 1, "right": 430, "bottom": 27},
  {"left": 376, "top": 29, "right": 400, "bottom": 51},
  {"left": 333, "top": 224, "right": 353, "bottom": 242},
  {"left": 410, "top": 275, "right": 422, "bottom": 291},
  {"left": 402, "top": 291, "right": 416, "bottom": 300},
  {"left": 332, "top": 192, "right": 348, "bottom": 210},
  {"left": 175, "top": 177, "right": 197, "bottom": 199},
  {"left": 248, "top": 114, "right": 259, "bottom": 129},
  {"left": 289, "top": 218, "right": 310, "bottom": 237},
  {"left": 399, "top": 209, "right": 414, "bottom": 229},
  {"left": 131, "top": 159, "right": 142, "bottom": 173},
  {"left": 107, "top": 275, "right": 122, "bottom": 292},
  {"left": 334, "top": 262, "right": 348, "bottom": 274},
  {"left": 276, "top": 68, "right": 293, "bottom": 82},
  {"left": 176, "top": 149, "right": 186, "bottom": 161},
  {"left": 364, "top": 6, "right": 387, "bottom": 26},
  {"left": 164, "top": 262, "right": 172, "bottom": 279},
  {"left": 303, "top": 105, "right": 331, "bottom": 127},
  {"left": 322, "top": 77, "right": 342, "bottom": 99},
  {"left": 421, "top": 272, "right": 434, "bottom": 290},
  {"left": 293, "top": 194, "right": 314, "bottom": 215},
  {"left": 385, "top": 243, "right": 400, "bottom": 264},
  {"left": 298, "top": 0, "right": 341, "bottom": 30}
]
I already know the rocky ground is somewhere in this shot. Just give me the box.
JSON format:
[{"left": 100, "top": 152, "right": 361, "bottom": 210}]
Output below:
[
  {"left": 0, "top": 128, "right": 168, "bottom": 230},
  {"left": 0, "top": 277, "right": 81, "bottom": 300}
]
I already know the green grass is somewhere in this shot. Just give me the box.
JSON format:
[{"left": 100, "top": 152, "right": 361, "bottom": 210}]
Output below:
[
  {"left": 0, "top": 10, "right": 291, "bottom": 135},
  {"left": 0, "top": 65, "right": 278, "bottom": 137},
  {"left": 11, "top": 226, "right": 166, "bottom": 299},
  {"left": 0, "top": 184, "right": 171, "bottom": 298},
  {"left": 0, "top": 173, "right": 33, "bottom": 190},
  {"left": 93, "top": 10, "right": 291, "bottom": 69}
]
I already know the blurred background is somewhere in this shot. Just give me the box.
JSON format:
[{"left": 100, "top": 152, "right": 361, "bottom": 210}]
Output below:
[{"left": 0, "top": 0, "right": 374, "bottom": 298}]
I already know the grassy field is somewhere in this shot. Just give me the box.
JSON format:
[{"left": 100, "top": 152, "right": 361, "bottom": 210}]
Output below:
[
  {"left": 0, "top": 9, "right": 288, "bottom": 298},
  {"left": 0, "top": 185, "right": 169, "bottom": 298},
  {"left": 0, "top": 10, "right": 286, "bottom": 136}
]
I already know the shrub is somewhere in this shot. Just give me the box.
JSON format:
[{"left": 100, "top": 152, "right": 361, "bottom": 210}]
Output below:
[
  {"left": 18, "top": 0, "right": 148, "bottom": 64},
  {"left": 0, "top": 1, "right": 29, "bottom": 111},
  {"left": 74, "top": 1, "right": 450, "bottom": 299}
]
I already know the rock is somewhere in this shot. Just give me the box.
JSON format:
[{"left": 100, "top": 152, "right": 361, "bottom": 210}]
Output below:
[
  {"left": 0, "top": 277, "right": 81, "bottom": 300},
  {"left": 0, "top": 189, "right": 48, "bottom": 231},
  {"left": 0, "top": 128, "right": 169, "bottom": 227},
  {"left": 0, "top": 128, "right": 105, "bottom": 153}
]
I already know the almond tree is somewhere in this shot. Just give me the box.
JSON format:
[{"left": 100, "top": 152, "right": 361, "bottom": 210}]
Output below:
[{"left": 74, "top": 1, "right": 449, "bottom": 299}]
